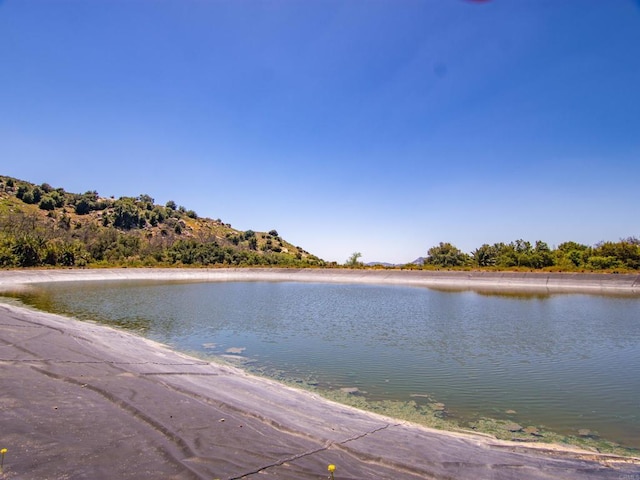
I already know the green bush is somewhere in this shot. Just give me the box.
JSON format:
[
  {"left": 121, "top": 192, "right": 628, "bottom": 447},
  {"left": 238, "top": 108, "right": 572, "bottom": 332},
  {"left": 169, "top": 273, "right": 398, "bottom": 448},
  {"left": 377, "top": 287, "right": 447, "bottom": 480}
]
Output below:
[{"left": 39, "top": 196, "right": 56, "bottom": 211}]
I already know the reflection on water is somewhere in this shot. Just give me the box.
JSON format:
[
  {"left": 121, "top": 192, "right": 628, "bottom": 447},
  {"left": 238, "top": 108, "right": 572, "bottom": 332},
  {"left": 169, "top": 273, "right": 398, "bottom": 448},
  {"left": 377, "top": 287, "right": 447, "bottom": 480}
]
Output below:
[{"left": 7, "top": 280, "right": 640, "bottom": 451}]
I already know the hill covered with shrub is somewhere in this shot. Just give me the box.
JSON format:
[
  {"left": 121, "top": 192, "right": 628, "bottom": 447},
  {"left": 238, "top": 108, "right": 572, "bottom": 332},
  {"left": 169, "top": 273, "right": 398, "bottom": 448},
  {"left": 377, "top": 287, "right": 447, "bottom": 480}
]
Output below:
[{"left": 0, "top": 175, "right": 325, "bottom": 268}]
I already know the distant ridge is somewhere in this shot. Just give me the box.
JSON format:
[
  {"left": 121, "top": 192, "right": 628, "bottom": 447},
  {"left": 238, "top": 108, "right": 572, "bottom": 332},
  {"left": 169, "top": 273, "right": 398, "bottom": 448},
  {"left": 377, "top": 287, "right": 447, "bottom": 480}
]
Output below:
[
  {"left": 365, "top": 261, "right": 396, "bottom": 267},
  {"left": 366, "top": 257, "right": 425, "bottom": 267}
]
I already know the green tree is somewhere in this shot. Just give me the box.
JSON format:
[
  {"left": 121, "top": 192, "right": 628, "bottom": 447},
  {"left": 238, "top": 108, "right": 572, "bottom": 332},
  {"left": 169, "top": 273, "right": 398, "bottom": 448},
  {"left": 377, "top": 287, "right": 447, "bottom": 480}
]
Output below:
[
  {"left": 586, "top": 255, "right": 621, "bottom": 270},
  {"left": 0, "top": 236, "right": 17, "bottom": 267},
  {"left": 38, "top": 196, "right": 56, "bottom": 211},
  {"left": 16, "top": 185, "right": 28, "bottom": 200},
  {"left": 556, "top": 241, "right": 590, "bottom": 269},
  {"left": 425, "top": 242, "right": 469, "bottom": 267},
  {"left": 346, "top": 252, "right": 362, "bottom": 267},
  {"left": 138, "top": 194, "right": 154, "bottom": 210},
  {"left": 112, "top": 197, "right": 143, "bottom": 230},
  {"left": 152, "top": 206, "right": 167, "bottom": 223},
  {"left": 592, "top": 240, "right": 640, "bottom": 269},
  {"left": 75, "top": 198, "right": 91, "bottom": 215},
  {"left": 12, "top": 234, "right": 46, "bottom": 267},
  {"left": 530, "top": 240, "right": 554, "bottom": 268},
  {"left": 22, "top": 191, "right": 35, "bottom": 204},
  {"left": 50, "top": 191, "right": 65, "bottom": 208},
  {"left": 495, "top": 240, "right": 541, "bottom": 268},
  {"left": 472, "top": 244, "right": 498, "bottom": 267},
  {"left": 31, "top": 186, "right": 43, "bottom": 203}
]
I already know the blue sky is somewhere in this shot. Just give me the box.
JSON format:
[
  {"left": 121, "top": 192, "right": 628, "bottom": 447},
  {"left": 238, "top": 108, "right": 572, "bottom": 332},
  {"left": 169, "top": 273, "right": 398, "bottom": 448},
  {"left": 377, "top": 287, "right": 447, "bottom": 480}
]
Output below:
[{"left": 1, "top": 0, "right": 639, "bottom": 264}]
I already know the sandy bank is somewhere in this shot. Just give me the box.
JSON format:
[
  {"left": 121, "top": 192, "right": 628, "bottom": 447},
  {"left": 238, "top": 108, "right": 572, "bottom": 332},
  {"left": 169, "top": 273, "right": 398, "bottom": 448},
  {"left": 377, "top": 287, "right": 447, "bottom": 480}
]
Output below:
[
  {"left": 1, "top": 269, "right": 639, "bottom": 479},
  {"left": 1, "top": 267, "right": 639, "bottom": 295}
]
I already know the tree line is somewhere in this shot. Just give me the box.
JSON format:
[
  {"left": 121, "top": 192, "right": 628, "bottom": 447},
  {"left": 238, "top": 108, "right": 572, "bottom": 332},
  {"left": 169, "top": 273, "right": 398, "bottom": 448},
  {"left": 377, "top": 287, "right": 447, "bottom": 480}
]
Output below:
[{"left": 423, "top": 239, "right": 640, "bottom": 272}]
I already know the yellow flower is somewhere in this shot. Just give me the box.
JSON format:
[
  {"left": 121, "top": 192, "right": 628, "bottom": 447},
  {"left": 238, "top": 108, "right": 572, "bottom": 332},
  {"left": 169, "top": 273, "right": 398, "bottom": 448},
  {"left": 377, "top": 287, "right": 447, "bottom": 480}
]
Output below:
[
  {"left": 0, "top": 448, "right": 6, "bottom": 454},
  {"left": 328, "top": 464, "right": 336, "bottom": 472}
]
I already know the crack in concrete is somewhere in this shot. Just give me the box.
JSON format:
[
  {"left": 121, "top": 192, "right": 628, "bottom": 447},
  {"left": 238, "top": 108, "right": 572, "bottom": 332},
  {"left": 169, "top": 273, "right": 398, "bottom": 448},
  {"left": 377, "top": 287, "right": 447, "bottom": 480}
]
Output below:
[
  {"left": 230, "top": 423, "right": 396, "bottom": 479},
  {"left": 339, "top": 422, "right": 395, "bottom": 445},
  {"left": 229, "top": 442, "right": 331, "bottom": 479}
]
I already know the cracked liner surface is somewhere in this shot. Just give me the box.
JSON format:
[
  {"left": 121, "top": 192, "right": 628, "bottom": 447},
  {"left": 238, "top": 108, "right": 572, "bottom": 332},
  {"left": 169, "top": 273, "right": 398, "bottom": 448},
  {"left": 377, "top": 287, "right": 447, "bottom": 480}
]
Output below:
[{"left": 1, "top": 300, "right": 639, "bottom": 479}]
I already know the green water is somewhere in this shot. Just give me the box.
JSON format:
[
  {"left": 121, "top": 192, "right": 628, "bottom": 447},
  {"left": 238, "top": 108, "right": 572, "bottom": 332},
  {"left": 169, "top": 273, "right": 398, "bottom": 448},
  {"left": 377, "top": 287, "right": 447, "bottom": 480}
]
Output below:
[{"left": 7, "top": 280, "right": 640, "bottom": 453}]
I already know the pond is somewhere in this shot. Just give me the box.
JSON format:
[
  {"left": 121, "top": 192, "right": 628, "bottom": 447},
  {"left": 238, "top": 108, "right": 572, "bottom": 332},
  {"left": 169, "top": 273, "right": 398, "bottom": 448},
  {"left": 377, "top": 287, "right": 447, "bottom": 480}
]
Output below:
[{"left": 7, "top": 279, "right": 640, "bottom": 453}]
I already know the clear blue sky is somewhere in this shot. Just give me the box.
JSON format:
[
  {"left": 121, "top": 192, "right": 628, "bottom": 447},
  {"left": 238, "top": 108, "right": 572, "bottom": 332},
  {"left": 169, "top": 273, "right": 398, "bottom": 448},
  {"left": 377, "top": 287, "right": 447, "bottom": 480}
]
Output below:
[{"left": 1, "top": 1, "right": 639, "bottom": 264}]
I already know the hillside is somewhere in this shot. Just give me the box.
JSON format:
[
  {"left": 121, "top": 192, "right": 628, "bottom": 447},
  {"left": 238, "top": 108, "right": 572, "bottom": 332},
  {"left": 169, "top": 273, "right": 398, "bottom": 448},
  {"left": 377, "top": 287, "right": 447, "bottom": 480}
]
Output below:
[{"left": 0, "top": 175, "right": 325, "bottom": 268}]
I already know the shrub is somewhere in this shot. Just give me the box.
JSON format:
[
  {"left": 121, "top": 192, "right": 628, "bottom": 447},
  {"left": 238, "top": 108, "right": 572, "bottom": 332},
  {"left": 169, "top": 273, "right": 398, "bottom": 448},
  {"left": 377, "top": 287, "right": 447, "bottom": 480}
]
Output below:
[
  {"left": 75, "top": 199, "right": 91, "bottom": 215},
  {"left": 39, "top": 196, "right": 56, "bottom": 211},
  {"left": 21, "top": 191, "right": 35, "bottom": 204},
  {"left": 586, "top": 256, "right": 621, "bottom": 270}
]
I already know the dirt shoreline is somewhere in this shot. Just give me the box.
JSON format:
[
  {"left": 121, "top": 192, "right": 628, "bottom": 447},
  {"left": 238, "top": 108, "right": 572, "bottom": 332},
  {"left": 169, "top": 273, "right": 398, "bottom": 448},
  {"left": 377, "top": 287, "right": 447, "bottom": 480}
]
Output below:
[{"left": 1, "top": 268, "right": 639, "bottom": 479}]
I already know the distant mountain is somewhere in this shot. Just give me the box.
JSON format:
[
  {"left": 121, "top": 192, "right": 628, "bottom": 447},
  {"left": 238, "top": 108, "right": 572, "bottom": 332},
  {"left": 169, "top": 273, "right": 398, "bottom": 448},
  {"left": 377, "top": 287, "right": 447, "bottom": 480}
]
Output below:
[
  {"left": 365, "top": 261, "right": 396, "bottom": 267},
  {"left": 0, "top": 175, "right": 325, "bottom": 268},
  {"left": 410, "top": 257, "right": 426, "bottom": 266},
  {"left": 365, "top": 257, "right": 425, "bottom": 267}
]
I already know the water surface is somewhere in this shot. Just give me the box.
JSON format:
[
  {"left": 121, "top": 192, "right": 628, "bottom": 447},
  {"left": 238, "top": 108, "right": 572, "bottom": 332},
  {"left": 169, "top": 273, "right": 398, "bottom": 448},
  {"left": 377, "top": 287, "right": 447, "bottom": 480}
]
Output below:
[{"left": 9, "top": 280, "right": 640, "bottom": 451}]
